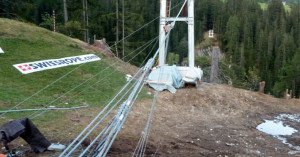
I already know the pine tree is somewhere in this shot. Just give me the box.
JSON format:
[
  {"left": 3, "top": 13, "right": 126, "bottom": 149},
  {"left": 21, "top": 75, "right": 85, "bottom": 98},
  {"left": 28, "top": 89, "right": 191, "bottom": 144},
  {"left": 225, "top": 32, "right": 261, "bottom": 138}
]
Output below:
[{"left": 224, "top": 15, "right": 240, "bottom": 63}]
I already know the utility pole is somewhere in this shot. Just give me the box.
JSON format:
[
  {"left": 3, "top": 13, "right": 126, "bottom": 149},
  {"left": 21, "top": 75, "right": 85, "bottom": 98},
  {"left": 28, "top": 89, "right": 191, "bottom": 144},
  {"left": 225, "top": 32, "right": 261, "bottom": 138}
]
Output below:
[
  {"left": 116, "top": 0, "right": 119, "bottom": 57},
  {"left": 122, "top": 0, "right": 125, "bottom": 59},
  {"left": 63, "top": 0, "right": 68, "bottom": 23},
  {"left": 82, "top": 0, "right": 86, "bottom": 42}
]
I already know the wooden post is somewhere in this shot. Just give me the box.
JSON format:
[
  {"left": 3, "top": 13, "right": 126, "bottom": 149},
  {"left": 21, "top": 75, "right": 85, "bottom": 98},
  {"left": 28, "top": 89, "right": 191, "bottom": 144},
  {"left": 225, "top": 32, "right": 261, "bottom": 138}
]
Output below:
[
  {"left": 53, "top": 10, "right": 56, "bottom": 32},
  {"left": 259, "top": 81, "right": 265, "bottom": 93},
  {"left": 115, "top": 42, "right": 118, "bottom": 57},
  {"left": 285, "top": 89, "right": 288, "bottom": 99},
  {"left": 285, "top": 89, "right": 291, "bottom": 99}
]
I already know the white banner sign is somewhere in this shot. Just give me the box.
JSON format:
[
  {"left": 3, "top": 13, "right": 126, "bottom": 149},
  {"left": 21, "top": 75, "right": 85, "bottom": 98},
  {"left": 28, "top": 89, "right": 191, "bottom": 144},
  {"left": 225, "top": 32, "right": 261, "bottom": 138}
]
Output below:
[
  {"left": 13, "top": 54, "right": 101, "bottom": 74},
  {"left": 0, "top": 47, "right": 4, "bottom": 53}
]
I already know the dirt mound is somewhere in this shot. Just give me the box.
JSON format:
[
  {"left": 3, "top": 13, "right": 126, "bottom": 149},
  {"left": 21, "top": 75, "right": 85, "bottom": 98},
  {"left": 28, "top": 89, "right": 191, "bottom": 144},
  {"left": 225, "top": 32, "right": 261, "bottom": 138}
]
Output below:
[{"left": 110, "top": 84, "right": 300, "bottom": 157}]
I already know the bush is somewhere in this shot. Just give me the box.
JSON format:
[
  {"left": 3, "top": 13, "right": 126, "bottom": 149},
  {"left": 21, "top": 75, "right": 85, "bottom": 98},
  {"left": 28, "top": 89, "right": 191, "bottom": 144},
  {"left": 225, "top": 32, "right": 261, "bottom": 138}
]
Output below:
[
  {"left": 64, "top": 21, "right": 82, "bottom": 38},
  {"left": 195, "top": 56, "right": 211, "bottom": 68},
  {"left": 39, "top": 12, "right": 53, "bottom": 30},
  {"left": 167, "top": 53, "right": 180, "bottom": 65}
]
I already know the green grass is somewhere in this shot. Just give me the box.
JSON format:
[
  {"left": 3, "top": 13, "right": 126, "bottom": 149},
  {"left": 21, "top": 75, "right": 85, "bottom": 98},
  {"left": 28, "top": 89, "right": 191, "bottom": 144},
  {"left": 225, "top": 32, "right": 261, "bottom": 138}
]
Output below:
[
  {"left": 284, "top": 4, "right": 291, "bottom": 12},
  {"left": 196, "top": 38, "right": 213, "bottom": 49},
  {"left": 258, "top": 2, "right": 292, "bottom": 12},
  {"left": 0, "top": 18, "right": 151, "bottom": 126},
  {"left": 195, "top": 31, "right": 214, "bottom": 49},
  {"left": 259, "top": 2, "right": 268, "bottom": 10}
]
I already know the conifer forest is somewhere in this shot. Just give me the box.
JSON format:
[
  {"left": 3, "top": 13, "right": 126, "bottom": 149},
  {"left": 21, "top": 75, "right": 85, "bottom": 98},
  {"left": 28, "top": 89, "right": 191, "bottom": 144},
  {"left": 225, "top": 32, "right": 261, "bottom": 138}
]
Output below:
[{"left": 1, "top": 0, "right": 300, "bottom": 98}]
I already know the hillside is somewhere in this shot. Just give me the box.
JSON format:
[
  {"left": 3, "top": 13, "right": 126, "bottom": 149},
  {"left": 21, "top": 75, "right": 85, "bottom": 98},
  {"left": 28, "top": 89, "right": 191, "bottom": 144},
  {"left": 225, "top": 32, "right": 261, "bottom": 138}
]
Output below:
[
  {"left": 0, "top": 18, "right": 140, "bottom": 129},
  {"left": 2, "top": 0, "right": 300, "bottom": 98},
  {"left": 1, "top": 18, "right": 300, "bottom": 157},
  {"left": 112, "top": 84, "right": 300, "bottom": 157},
  {"left": 258, "top": 1, "right": 292, "bottom": 11}
]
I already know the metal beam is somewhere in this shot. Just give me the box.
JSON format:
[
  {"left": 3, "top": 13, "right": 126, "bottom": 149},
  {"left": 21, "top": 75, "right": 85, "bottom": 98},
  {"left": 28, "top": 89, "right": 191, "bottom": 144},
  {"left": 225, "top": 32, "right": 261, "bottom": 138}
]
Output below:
[
  {"left": 165, "top": 17, "right": 188, "bottom": 22},
  {"left": 159, "top": 0, "right": 167, "bottom": 66},
  {"left": 188, "top": 0, "right": 195, "bottom": 67}
]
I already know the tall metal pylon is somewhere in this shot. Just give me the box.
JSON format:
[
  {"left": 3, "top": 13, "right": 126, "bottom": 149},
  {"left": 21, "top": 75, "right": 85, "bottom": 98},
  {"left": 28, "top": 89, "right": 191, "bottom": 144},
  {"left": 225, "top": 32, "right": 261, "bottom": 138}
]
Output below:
[{"left": 159, "top": 0, "right": 195, "bottom": 67}]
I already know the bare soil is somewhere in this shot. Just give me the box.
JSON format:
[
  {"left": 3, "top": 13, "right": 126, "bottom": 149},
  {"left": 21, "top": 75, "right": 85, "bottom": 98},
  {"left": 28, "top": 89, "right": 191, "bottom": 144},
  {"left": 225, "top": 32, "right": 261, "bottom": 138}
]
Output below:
[
  {"left": 109, "top": 84, "right": 300, "bottom": 157},
  {"left": 3, "top": 84, "right": 300, "bottom": 157}
]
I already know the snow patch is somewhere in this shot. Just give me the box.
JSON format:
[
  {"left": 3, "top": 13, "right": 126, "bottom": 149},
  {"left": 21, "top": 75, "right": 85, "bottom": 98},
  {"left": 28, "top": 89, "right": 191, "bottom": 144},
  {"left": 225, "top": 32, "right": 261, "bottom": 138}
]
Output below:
[
  {"left": 257, "top": 114, "right": 300, "bottom": 154},
  {"left": 257, "top": 120, "right": 297, "bottom": 136}
]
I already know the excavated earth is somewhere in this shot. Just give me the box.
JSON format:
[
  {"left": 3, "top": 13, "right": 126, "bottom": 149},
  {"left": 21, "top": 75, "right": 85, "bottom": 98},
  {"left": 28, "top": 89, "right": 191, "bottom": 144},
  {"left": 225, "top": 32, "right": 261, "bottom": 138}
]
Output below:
[
  {"left": 109, "top": 84, "right": 300, "bottom": 157},
  {"left": 6, "top": 84, "right": 300, "bottom": 157}
]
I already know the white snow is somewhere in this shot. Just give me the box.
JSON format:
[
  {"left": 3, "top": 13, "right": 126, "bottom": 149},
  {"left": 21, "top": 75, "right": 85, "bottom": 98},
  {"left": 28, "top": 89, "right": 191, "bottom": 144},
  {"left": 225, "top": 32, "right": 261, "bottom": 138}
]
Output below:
[
  {"left": 257, "top": 120, "right": 297, "bottom": 136},
  {"left": 257, "top": 114, "right": 300, "bottom": 154}
]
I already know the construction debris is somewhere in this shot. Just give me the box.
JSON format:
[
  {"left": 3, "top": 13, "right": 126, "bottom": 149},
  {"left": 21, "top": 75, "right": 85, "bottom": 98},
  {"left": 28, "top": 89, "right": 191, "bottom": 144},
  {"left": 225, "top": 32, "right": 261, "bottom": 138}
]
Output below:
[{"left": 0, "top": 47, "right": 4, "bottom": 54}]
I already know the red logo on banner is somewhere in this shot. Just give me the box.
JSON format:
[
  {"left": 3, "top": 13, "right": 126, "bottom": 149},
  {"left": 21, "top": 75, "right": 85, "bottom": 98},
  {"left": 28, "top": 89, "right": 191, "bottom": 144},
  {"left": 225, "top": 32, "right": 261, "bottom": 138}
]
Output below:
[{"left": 18, "top": 64, "right": 32, "bottom": 72}]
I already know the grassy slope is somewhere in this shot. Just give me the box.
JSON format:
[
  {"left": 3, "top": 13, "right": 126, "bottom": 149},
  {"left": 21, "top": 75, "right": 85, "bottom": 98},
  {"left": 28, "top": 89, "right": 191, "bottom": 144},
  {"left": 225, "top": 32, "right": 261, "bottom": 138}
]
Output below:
[
  {"left": 259, "top": 2, "right": 292, "bottom": 12},
  {"left": 258, "top": 2, "right": 268, "bottom": 10},
  {"left": 0, "top": 18, "right": 147, "bottom": 126},
  {"left": 220, "top": 0, "right": 292, "bottom": 12}
]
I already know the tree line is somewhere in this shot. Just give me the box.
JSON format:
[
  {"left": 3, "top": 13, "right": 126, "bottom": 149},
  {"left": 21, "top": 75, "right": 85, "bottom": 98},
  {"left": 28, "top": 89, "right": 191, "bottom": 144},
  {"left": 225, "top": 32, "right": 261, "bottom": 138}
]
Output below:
[
  {"left": 198, "top": 0, "right": 300, "bottom": 98},
  {"left": 0, "top": 0, "right": 299, "bottom": 98}
]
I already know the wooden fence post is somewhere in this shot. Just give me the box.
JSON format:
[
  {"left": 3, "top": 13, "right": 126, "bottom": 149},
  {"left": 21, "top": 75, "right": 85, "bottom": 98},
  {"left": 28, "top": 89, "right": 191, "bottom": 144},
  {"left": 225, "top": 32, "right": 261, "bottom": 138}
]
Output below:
[{"left": 259, "top": 81, "right": 265, "bottom": 93}]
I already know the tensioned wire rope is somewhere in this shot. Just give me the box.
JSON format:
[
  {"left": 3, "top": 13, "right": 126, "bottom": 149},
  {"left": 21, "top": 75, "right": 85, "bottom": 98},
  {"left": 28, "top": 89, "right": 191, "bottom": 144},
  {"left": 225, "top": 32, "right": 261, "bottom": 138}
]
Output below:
[
  {"left": 0, "top": 36, "right": 155, "bottom": 117},
  {"left": 132, "top": 91, "right": 158, "bottom": 157},
  {"left": 59, "top": 37, "right": 162, "bottom": 157},
  {"left": 10, "top": 79, "right": 139, "bottom": 155},
  {"left": 9, "top": 37, "right": 160, "bottom": 154},
  {"left": 62, "top": 6, "right": 181, "bottom": 154},
  {"left": 81, "top": 75, "right": 148, "bottom": 157},
  {"left": 58, "top": 31, "right": 162, "bottom": 156},
  {"left": 1, "top": 0, "right": 184, "bottom": 122},
  {"left": 2, "top": 1, "right": 184, "bottom": 155},
  {"left": 27, "top": 36, "right": 159, "bottom": 120},
  {"left": 60, "top": 0, "right": 189, "bottom": 155},
  {"left": 0, "top": 0, "right": 184, "bottom": 117},
  {"left": 134, "top": 7, "right": 190, "bottom": 153},
  {"left": 8, "top": 37, "right": 158, "bottom": 151},
  {"left": 0, "top": 37, "right": 158, "bottom": 119},
  {"left": 76, "top": 52, "right": 158, "bottom": 157},
  {"left": 2, "top": 0, "right": 185, "bottom": 154},
  {"left": 46, "top": 38, "right": 159, "bottom": 144},
  {"left": 51, "top": 36, "right": 159, "bottom": 142},
  {"left": 59, "top": 62, "right": 148, "bottom": 156},
  {"left": 132, "top": 41, "right": 168, "bottom": 157},
  {"left": 133, "top": 0, "right": 188, "bottom": 156},
  {"left": 132, "top": 61, "right": 174, "bottom": 157},
  {"left": 1, "top": 32, "right": 158, "bottom": 118}
]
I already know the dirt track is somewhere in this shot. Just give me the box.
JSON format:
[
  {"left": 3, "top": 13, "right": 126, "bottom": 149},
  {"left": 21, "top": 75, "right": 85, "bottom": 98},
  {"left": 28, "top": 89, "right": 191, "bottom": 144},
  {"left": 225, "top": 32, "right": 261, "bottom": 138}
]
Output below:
[{"left": 109, "top": 84, "right": 300, "bottom": 157}]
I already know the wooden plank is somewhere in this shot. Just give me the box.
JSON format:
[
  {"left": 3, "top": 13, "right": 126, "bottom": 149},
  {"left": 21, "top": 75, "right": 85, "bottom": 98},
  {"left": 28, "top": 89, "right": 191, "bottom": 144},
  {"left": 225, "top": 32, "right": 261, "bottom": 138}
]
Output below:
[{"left": 146, "top": 80, "right": 172, "bottom": 85}]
